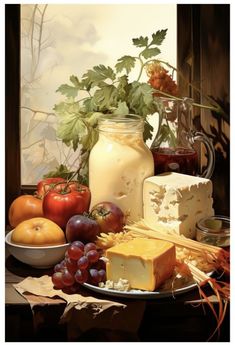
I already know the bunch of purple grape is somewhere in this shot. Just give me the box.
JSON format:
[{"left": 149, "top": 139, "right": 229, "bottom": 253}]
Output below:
[{"left": 51, "top": 241, "right": 106, "bottom": 291}]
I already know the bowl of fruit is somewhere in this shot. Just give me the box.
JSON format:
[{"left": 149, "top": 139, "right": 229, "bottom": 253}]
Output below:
[{"left": 5, "top": 217, "right": 70, "bottom": 269}]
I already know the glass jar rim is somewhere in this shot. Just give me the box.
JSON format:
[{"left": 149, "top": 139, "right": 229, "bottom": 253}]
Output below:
[
  {"left": 196, "top": 215, "right": 230, "bottom": 235},
  {"left": 98, "top": 114, "right": 144, "bottom": 133},
  {"left": 98, "top": 114, "right": 142, "bottom": 123}
]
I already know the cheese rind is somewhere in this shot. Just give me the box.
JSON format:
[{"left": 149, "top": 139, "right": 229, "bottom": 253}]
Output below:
[
  {"left": 143, "top": 172, "right": 214, "bottom": 238},
  {"left": 106, "top": 238, "right": 176, "bottom": 291}
]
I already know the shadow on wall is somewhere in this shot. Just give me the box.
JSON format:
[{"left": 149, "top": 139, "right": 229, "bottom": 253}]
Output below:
[{"left": 193, "top": 98, "right": 230, "bottom": 216}]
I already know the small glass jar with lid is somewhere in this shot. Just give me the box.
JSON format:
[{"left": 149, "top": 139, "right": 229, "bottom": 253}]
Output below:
[
  {"left": 89, "top": 115, "right": 154, "bottom": 222},
  {"left": 196, "top": 215, "right": 230, "bottom": 248}
]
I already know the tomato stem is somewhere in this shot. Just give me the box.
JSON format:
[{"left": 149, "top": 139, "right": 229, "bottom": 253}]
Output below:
[
  {"left": 90, "top": 208, "right": 111, "bottom": 218},
  {"left": 63, "top": 170, "right": 79, "bottom": 192},
  {"left": 41, "top": 170, "right": 86, "bottom": 196}
]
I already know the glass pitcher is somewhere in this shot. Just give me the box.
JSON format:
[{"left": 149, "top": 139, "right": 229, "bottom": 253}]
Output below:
[{"left": 150, "top": 97, "right": 215, "bottom": 178}]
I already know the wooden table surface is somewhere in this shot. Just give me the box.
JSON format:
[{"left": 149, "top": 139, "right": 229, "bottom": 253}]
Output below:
[{"left": 5, "top": 245, "right": 230, "bottom": 342}]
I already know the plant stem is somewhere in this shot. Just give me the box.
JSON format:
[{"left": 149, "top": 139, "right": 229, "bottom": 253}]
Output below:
[
  {"left": 135, "top": 50, "right": 147, "bottom": 82},
  {"left": 154, "top": 90, "right": 225, "bottom": 115},
  {"left": 21, "top": 106, "right": 55, "bottom": 116}
]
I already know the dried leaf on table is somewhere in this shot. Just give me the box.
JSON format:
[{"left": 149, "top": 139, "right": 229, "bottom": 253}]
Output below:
[
  {"left": 13, "top": 275, "right": 146, "bottom": 340},
  {"left": 13, "top": 275, "right": 124, "bottom": 308}
]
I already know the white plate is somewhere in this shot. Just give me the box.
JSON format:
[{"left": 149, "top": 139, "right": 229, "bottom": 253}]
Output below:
[{"left": 83, "top": 279, "right": 199, "bottom": 300}]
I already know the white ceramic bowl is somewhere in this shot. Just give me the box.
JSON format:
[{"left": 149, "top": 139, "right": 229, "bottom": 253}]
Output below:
[{"left": 5, "top": 230, "right": 69, "bottom": 269}]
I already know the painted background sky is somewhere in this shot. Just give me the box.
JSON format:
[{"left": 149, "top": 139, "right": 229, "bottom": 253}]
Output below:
[{"left": 21, "top": 4, "right": 176, "bottom": 184}]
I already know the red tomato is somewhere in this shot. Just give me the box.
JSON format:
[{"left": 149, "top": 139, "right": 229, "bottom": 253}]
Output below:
[
  {"left": 37, "top": 177, "right": 65, "bottom": 198},
  {"left": 42, "top": 184, "right": 91, "bottom": 229}
]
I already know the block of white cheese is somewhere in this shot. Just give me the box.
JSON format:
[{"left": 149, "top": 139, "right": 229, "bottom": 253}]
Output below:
[
  {"left": 143, "top": 172, "right": 214, "bottom": 239},
  {"left": 106, "top": 238, "right": 176, "bottom": 291}
]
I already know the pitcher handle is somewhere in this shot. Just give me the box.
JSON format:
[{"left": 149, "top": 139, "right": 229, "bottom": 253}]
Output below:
[{"left": 189, "top": 131, "right": 215, "bottom": 179}]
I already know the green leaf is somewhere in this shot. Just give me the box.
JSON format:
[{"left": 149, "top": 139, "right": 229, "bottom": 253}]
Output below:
[
  {"left": 43, "top": 164, "right": 75, "bottom": 179},
  {"left": 127, "top": 82, "right": 155, "bottom": 117},
  {"left": 117, "top": 75, "right": 129, "bottom": 88},
  {"left": 70, "top": 75, "right": 80, "bottom": 87},
  {"left": 59, "top": 118, "right": 86, "bottom": 151},
  {"left": 150, "top": 29, "right": 168, "bottom": 46},
  {"left": 93, "top": 65, "right": 116, "bottom": 80},
  {"left": 80, "top": 123, "right": 99, "bottom": 151},
  {"left": 79, "top": 77, "right": 92, "bottom": 91},
  {"left": 143, "top": 119, "right": 154, "bottom": 142},
  {"left": 54, "top": 101, "right": 81, "bottom": 117},
  {"left": 115, "top": 56, "right": 136, "bottom": 74},
  {"left": 116, "top": 75, "right": 129, "bottom": 101},
  {"left": 132, "top": 36, "right": 148, "bottom": 47},
  {"left": 82, "top": 65, "right": 116, "bottom": 88},
  {"left": 55, "top": 103, "right": 88, "bottom": 151},
  {"left": 141, "top": 47, "right": 161, "bottom": 59},
  {"left": 113, "top": 101, "right": 129, "bottom": 115},
  {"left": 56, "top": 84, "right": 78, "bottom": 98},
  {"left": 93, "top": 85, "right": 118, "bottom": 110},
  {"left": 82, "top": 97, "right": 97, "bottom": 113},
  {"left": 86, "top": 112, "right": 104, "bottom": 127}
]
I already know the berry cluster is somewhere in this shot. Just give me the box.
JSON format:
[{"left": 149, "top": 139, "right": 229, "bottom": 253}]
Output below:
[
  {"left": 52, "top": 241, "right": 106, "bottom": 292},
  {"left": 146, "top": 62, "right": 178, "bottom": 97}
]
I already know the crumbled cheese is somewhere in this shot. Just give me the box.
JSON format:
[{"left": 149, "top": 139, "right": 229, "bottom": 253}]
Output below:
[{"left": 99, "top": 278, "right": 130, "bottom": 291}]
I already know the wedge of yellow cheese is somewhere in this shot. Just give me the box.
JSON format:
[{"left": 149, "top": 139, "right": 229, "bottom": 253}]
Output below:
[{"left": 106, "top": 238, "right": 176, "bottom": 291}]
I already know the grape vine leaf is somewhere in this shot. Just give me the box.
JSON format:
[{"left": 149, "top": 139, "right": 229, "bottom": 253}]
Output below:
[
  {"left": 55, "top": 102, "right": 88, "bottom": 151},
  {"left": 43, "top": 164, "right": 75, "bottom": 179},
  {"left": 93, "top": 85, "right": 118, "bottom": 110},
  {"left": 70, "top": 75, "right": 81, "bottom": 87},
  {"left": 54, "top": 101, "right": 81, "bottom": 118},
  {"left": 115, "top": 56, "right": 136, "bottom": 74},
  {"left": 83, "top": 97, "right": 98, "bottom": 113},
  {"left": 143, "top": 120, "right": 154, "bottom": 142},
  {"left": 132, "top": 36, "right": 148, "bottom": 48},
  {"left": 116, "top": 75, "right": 129, "bottom": 101},
  {"left": 57, "top": 114, "right": 87, "bottom": 151},
  {"left": 86, "top": 111, "right": 104, "bottom": 126},
  {"left": 82, "top": 65, "right": 116, "bottom": 88},
  {"left": 141, "top": 47, "right": 161, "bottom": 59},
  {"left": 113, "top": 101, "right": 129, "bottom": 115},
  {"left": 128, "top": 82, "right": 155, "bottom": 116},
  {"left": 56, "top": 84, "right": 78, "bottom": 98},
  {"left": 150, "top": 29, "right": 168, "bottom": 46}
]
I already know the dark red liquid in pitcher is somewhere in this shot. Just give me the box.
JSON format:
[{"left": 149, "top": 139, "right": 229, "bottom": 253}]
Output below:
[{"left": 151, "top": 147, "right": 198, "bottom": 175}]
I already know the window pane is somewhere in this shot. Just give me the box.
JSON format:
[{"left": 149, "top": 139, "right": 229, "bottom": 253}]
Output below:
[{"left": 20, "top": 4, "right": 176, "bottom": 185}]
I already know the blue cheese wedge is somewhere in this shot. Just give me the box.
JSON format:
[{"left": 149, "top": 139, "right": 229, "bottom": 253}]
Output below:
[
  {"left": 106, "top": 238, "right": 176, "bottom": 291},
  {"left": 143, "top": 172, "right": 214, "bottom": 238}
]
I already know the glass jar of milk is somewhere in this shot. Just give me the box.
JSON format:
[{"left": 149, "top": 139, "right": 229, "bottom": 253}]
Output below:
[{"left": 89, "top": 115, "right": 154, "bottom": 222}]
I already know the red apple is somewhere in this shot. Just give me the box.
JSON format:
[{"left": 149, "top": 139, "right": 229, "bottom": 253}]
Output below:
[{"left": 90, "top": 201, "right": 125, "bottom": 234}]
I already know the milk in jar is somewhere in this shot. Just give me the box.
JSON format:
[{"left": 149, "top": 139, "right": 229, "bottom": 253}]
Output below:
[{"left": 89, "top": 115, "right": 154, "bottom": 221}]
